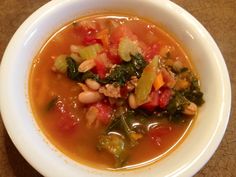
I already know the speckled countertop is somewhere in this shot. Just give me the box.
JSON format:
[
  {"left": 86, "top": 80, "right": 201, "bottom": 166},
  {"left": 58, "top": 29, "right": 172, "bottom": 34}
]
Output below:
[{"left": 0, "top": 0, "right": 235, "bottom": 176}]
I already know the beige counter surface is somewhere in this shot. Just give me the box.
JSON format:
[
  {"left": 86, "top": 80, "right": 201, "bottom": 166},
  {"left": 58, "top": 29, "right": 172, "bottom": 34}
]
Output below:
[{"left": 0, "top": 0, "right": 235, "bottom": 176}]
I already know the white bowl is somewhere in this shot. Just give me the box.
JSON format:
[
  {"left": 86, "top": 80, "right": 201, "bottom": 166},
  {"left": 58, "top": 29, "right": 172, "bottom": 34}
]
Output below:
[{"left": 0, "top": 0, "right": 231, "bottom": 177}]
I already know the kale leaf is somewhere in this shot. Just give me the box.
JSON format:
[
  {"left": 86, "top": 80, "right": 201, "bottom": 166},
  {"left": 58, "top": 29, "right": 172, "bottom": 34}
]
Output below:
[
  {"left": 166, "top": 92, "right": 188, "bottom": 122},
  {"left": 166, "top": 72, "right": 204, "bottom": 121},
  {"left": 81, "top": 71, "right": 100, "bottom": 82},
  {"left": 97, "top": 134, "right": 127, "bottom": 168},
  {"left": 66, "top": 57, "right": 82, "bottom": 81},
  {"left": 106, "top": 110, "right": 135, "bottom": 133},
  {"left": 65, "top": 54, "right": 147, "bottom": 86},
  {"left": 182, "top": 74, "right": 205, "bottom": 106},
  {"left": 104, "top": 53, "right": 147, "bottom": 85},
  {"left": 45, "top": 96, "right": 58, "bottom": 111}
]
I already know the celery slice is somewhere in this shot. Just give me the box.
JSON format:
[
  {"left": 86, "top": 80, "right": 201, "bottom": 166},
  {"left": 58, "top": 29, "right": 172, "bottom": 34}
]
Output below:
[
  {"left": 118, "top": 37, "right": 141, "bottom": 62},
  {"left": 135, "top": 56, "right": 159, "bottom": 105},
  {"left": 53, "top": 55, "right": 67, "bottom": 73},
  {"left": 78, "top": 44, "right": 102, "bottom": 60}
]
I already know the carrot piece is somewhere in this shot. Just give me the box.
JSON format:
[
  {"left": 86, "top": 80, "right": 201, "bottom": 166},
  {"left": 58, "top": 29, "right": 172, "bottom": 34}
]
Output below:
[{"left": 153, "top": 72, "right": 165, "bottom": 90}]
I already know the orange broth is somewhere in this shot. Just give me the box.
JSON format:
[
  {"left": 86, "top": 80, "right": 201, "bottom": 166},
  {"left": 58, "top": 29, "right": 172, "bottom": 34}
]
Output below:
[{"left": 29, "top": 14, "right": 194, "bottom": 169}]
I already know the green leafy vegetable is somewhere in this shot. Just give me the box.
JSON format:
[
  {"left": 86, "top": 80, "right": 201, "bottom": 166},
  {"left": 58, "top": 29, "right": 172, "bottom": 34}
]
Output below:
[
  {"left": 104, "top": 53, "right": 147, "bottom": 85},
  {"left": 131, "top": 53, "right": 148, "bottom": 74},
  {"left": 120, "top": 115, "right": 138, "bottom": 146},
  {"left": 106, "top": 110, "right": 146, "bottom": 146},
  {"left": 66, "top": 57, "right": 82, "bottom": 81},
  {"left": 185, "top": 90, "right": 204, "bottom": 106},
  {"left": 97, "top": 134, "right": 126, "bottom": 167},
  {"left": 46, "top": 96, "right": 58, "bottom": 111},
  {"left": 133, "top": 108, "right": 150, "bottom": 118},
  {"left": 65, "top": 54, "right": 147, "bottom": 86},
  {"left": 171, "top": 66, "right": 188, "bottom": 74},
  {"left": 171, "top": 69, "right": 204, "bottom": 107},
  {"left": 179, "top": 67, "right": 188, "bottom": 73},
  {"left": 106, "top": 118, "right": 122, "bottom": 133},
  {"left": 167, "top": 92, "right": 188, "bottom": 121},
  {"left": 182, "top": 73, "right": 204, "bottom": 106},
  {"left": 104, "top": 65, "right": 129, "bottom": 85},
  {"left": 100, "top": 109, "right": 146, "bottom": 167},
  {"left": 106, "top": 110, "right": 135, "bottom": 133},
  {"left": 81, "top": 71, "right": 100, "bottom": 82}
]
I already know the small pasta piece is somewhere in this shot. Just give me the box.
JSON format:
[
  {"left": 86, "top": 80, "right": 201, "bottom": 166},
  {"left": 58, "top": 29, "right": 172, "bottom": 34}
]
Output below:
[{"left": 78, "top": 59, "right": 96, "bottom": 72}]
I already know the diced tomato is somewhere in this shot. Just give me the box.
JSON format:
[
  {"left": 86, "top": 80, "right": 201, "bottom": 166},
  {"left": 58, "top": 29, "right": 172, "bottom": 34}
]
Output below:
[
  {"left": 54, "top": 100, "right": 78, "bottom": 132},
  {"left": 144, "top": 44, "right": 160, "bottom": 62},
  {"left": 141, "top": 91, "right": 159, "bottom": 111},
  {"left": 83, "top": 34, "right": 101, "bottom": 45},
  {"left": 158, "top": 87, "right": 172, "bottom": 108},
  {"left": 73, "top": 23, "right": 101, "bottom": 46},
  {"left": 107, "top": 44, "right": 121, "bottom": 64},
  {"left": 142, "top": 88, "right": 171, "bottom": 110},
  {"left": 149, "top": 125, "right": 172, "bottom": 146},
  {"left": 94, "top": 102, "right": 112, "bottom": 125},
  {"left": 95, "top": 58, "right": 106, "bottom": 79},
  {"left": 110, "top": 25, "right": 137, "bottom": 44}
]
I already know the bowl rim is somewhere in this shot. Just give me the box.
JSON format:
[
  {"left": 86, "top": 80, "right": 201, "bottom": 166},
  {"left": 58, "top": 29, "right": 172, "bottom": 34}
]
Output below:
[{"left": 0, "top": 0, "right": 231, "bottom": 177}]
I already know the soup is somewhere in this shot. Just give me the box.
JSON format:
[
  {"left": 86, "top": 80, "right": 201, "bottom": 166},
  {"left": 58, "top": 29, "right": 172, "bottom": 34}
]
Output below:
[{"left": 29, "top": 14, "right": 204, "bottom": 169}]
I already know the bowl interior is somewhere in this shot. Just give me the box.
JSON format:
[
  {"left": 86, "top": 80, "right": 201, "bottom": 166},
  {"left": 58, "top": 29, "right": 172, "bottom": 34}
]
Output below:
[{"left": 0, "top": 0, "right": 231, "bottom": 177}]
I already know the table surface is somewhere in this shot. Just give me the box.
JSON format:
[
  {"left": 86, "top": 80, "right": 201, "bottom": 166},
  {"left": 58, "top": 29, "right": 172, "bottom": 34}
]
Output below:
[{"left": 0, "top": 0, "right": 235, "bottom": 176}]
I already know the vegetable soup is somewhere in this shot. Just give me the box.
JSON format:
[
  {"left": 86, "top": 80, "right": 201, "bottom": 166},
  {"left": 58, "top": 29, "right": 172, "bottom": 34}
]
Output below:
[{"left": 29, "top": 14, "right": 204, "bottom": 169}]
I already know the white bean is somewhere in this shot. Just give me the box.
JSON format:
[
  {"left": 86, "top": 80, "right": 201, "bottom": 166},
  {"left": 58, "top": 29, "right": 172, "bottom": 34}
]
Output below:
[
  {"left": 85, "top": 79, "right": 101, "bottom": 90},
  {"left": 182, "top": 102, "right": 197, "bottom": 115},
  {"left": 129, "top": 93, "right": 138, "bottom": 109},
  {"left": 78, "top": 91, "right": 103, "bottom": 104}
]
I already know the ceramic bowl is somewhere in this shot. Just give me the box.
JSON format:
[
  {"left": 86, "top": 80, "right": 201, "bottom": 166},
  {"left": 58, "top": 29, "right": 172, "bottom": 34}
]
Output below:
[{"left": 0, "top": 0, "right": 231, "bottom": 176}]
